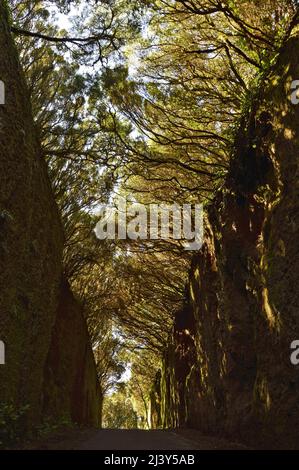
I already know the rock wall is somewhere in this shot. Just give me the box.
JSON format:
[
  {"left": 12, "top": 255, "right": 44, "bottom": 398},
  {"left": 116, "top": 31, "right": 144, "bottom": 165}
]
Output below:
[
  {"left": 0, "top": 1, "right": 99, "bottom": 431},
  {"left": 151, "top": 35, "right": 299, "bottom": 448},
  {"left": 43, "top": 280, "right": 101, "bottom": 427}
]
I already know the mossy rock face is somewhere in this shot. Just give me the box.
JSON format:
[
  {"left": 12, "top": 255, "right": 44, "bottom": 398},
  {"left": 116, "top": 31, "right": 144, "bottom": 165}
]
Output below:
[
  {"left": 0, "top": 3, "right": 100, "bottom": 432},
  {"left": 0, "top": 1, "right": 63, "bottom": 427},
  {"left": 149, "top": 35, "right": 299, "bottom": 448}
]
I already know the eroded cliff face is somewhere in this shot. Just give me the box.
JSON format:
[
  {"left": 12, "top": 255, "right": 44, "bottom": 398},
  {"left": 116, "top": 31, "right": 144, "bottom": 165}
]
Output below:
[
  {"left": 0, "top": 2, "right": 99, "bottom": 431},
  {"left": 43, "top": 280, "right": 101, "bottom": 427},
  {"left": 151, "top": 35, "right": 299, "bottom": 448}
]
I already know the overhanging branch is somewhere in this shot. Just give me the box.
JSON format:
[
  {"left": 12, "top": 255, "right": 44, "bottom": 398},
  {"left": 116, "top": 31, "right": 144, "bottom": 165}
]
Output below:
[{"left": 11, "top": 26, "right": 115, "bottom": 47}]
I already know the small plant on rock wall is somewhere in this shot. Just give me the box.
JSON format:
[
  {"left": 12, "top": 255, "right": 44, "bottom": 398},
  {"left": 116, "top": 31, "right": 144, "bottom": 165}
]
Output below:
[
  {"left": 35, "top": 416, "right": 74, "bottom": 439},
  {"left": 0, "top": 402, "right": 30, "bottom": 448}
]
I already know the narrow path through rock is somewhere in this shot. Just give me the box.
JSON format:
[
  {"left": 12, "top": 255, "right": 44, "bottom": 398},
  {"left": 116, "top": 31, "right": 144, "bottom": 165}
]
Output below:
[{"left": 24, "top": 428, "right": 248, "bottom": 450}]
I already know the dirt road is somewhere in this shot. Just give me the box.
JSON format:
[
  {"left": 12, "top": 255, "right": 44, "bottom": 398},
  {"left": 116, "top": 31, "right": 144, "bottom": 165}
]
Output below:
[
  {"left": 77, "top": 429, "right": 199, "bottom": 450},
  {"left": 24, "top": 428, "right": 248, "bottom": 450}
]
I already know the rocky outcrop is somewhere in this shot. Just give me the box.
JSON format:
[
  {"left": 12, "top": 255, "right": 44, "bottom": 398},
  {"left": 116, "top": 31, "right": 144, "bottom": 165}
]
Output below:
[
  {"left": 150, "top": 35, "right": 299, "bottom": 448},
  {"left": 43, "top": 280, "right": 101, "bottom": 427},
  {"left": 0, "top": 2, "right": 99, "bottom": 431}
]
